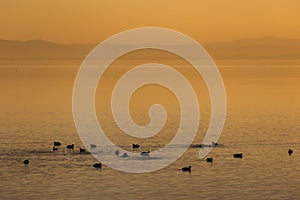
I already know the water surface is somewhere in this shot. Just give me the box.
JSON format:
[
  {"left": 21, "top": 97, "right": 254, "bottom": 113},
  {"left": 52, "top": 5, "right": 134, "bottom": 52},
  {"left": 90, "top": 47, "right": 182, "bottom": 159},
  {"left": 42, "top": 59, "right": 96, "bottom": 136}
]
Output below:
[{"left": 0, "top": 63, "right": 299, "bottom": 199}]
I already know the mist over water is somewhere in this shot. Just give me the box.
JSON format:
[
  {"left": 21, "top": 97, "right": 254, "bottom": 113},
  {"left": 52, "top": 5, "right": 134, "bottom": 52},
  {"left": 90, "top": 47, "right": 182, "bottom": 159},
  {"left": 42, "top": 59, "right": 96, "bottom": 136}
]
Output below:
[{"left": 0, "top": 62, "right": 300, "bottom": 199}]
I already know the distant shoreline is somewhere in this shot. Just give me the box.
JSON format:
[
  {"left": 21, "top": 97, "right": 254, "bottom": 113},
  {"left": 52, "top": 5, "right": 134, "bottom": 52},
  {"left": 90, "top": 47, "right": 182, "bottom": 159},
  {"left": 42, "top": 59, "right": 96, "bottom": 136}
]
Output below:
[
  {"left": 0, "top": 38, "right": 300, "bottom": 65},
  {"left": 0, "top": 58, "right": 299, "bottom": 67}
]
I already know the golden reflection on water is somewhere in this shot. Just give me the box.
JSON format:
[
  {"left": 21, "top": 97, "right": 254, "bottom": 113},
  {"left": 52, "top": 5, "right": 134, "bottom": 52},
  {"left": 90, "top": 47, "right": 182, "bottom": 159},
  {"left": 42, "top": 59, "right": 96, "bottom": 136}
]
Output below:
[{"left": 0, "top": 60, "right": 300, "bottom": 199}]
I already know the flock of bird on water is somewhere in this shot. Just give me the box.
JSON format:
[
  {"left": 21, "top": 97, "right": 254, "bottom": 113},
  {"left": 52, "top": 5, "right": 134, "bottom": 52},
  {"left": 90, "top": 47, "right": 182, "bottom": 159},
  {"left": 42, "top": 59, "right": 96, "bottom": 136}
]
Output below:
[{"left": 22, "top": 141, "right": 294, "bottom": 173}]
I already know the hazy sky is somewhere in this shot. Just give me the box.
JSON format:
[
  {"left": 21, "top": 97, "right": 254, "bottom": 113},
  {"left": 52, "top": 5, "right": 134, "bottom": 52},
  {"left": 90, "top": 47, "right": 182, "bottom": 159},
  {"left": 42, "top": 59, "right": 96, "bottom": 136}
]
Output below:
[{"left": 0, "top": 0, "right": 299, "bottom": 44}]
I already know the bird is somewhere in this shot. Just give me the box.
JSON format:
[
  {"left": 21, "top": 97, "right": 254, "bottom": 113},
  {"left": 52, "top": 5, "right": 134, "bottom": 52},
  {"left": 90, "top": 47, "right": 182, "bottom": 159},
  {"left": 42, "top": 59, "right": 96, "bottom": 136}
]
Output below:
[
  {"left": 93, "top": 163, "right": 102, "bottom": 170},
  {"left": 182, "top": 166, "right": 191, "bottom": 172},
  {"left": 212, "top": 142, "right": 218, "bottom": 146},
  {"left": 53, "top": 141, "right": 61, "bottom": 146},
  {"left": 53, "top": 147, "right": 58, "bottom": 151},
  {"left": 200, "top": 142, "right": 218, "bottom": 148},
  {"left": 121, "top": 152, "right": 128, "bottom": 158},
  {"left": 115, "top": 150, "right": 120, "bottom": 156},
  {"left": 233, "top": 153, "right": 243, "bottom": 158},
  {"left": 140, "top": 151, "right": 150, "bottom": 157},
  {"left": 23, "top": 160, "right": 29, "bottom": 165},
  {"left": 90, "top": 144, "right": 97, "bottom": 149},
  {"left": 190, "top": 144, "right": 202, "bottom": 148},
  {"left": 132, "top": 144, "right": 140, "bottom": 149},
  {"left": 79, "top": 148, "right": 86, "bottom": 153},
  {"left": 288, "top": 149, "right": 293, "bottom": 155},
  {"left": 66, "top": 144, "right": 74, "bottom": 149},
  {"left": 206, "top": 157, "right": 213, "bottom": 163}
]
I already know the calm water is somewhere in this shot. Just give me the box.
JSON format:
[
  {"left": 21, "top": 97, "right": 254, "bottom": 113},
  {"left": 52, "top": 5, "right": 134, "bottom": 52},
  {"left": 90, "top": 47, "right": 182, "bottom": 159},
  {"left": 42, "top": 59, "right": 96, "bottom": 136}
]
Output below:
[{"left": 0, "top": 63, "right": 300, "bottom": 199}]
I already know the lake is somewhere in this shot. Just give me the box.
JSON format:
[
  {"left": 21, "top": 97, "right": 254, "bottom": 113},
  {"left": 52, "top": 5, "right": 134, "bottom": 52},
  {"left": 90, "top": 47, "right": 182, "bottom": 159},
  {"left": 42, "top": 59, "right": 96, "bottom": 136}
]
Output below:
[{"left": 0, "top": 61, "right": 300, "bottom": 199}]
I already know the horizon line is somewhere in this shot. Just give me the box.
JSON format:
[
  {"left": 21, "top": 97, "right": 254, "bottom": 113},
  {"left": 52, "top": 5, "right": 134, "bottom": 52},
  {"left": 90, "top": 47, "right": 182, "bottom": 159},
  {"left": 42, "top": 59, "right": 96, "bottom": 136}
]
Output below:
[{"left": 1, "top": 36, "right": 300, "bottom": 46}]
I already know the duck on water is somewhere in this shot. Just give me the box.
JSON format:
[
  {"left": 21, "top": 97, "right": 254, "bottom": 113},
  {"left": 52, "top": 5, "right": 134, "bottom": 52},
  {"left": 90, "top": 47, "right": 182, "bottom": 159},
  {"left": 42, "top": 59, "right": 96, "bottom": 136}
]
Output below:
[
  {"left": 66, "top": 144, "right": 74, "bottom": 150},
  {"left": 93, "top": 163, "right": 102, "bottom": 170},
  {"left": 140, "top": 151, "right": 150, "bottom": 157},
  {"left": 54, "top": 141, "right": 61, "bottom": 146},
  {"left": 233, "top": 153, "right": 243, "bottom": 158},
  {"left": 182, "top": 166, "right": 191, "bottom": 172}
]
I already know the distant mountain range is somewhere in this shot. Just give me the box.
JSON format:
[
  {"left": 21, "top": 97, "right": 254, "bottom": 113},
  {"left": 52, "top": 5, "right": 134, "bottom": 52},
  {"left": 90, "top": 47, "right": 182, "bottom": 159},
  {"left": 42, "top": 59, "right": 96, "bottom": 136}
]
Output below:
[
  {"left": 0, "top": 37, "right": 299, "bottom": 60},
  {"left": 0, "top": 39, "right": 92, "bottom": 60},
  {"left": 204, "top": 37, "right": 300, "bottom": 60}
]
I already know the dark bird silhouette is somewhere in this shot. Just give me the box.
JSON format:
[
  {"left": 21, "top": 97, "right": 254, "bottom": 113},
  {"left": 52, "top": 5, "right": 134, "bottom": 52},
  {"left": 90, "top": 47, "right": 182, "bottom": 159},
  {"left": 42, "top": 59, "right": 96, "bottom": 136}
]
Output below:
[
  {"left": 121, "top": 152, "right": 128, "bottom": 158},
  {"left": 140, "top": 151, "right": 150, "bottom": 156},
  {"left": 206, "top": 157, "right": 213, "bottom": 163},
  {"left": 93, "top": 163, "right": 102, "bottom": 170},
  {"left": 90, "top": 144, "right": 97, "bottom": 149},
  {"left": 288, "top": 149, "right": 293, "bottom": 155},
  {"left": 79, "top": 148, "right": 86, "bottom": 153},
  {"left": 132, "top": 144, "right": 140, "bottom": 149},
  {"left": 233, "top": 153, "right": 243, "bottom": 158},
  {"left": 182, "top": 166, "right": 191, "bottom": 172},
  {"left": 53, "top": 147, "right": 58, "bottom": 151},
  {"left": 66, "top": 144, "right": 74, "bottom": 149},
  {"left": 53, "top": 141, "right": 61, "bottom": 146},
  {"left": 23, "top": 160, "right": 29, "bottom": 165},
  {"left": 199, "top": 142, "right": 218, "bottom": 148},
  {"left": 190, "top": 144, "right": 202, "bottom": 148}
]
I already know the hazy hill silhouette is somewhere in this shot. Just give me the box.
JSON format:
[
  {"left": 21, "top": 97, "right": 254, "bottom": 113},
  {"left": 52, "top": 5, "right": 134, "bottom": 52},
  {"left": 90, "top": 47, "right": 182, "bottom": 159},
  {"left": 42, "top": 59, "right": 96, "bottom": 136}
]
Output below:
[
  {"left": 0, "top": 39, "right": 93, "bottom": 60},
  {"left": 204, "top": 37, "right": 300, "bottom": 60},
  {"left": 0, "top": 37, "right": 299, "bottom": 61}
]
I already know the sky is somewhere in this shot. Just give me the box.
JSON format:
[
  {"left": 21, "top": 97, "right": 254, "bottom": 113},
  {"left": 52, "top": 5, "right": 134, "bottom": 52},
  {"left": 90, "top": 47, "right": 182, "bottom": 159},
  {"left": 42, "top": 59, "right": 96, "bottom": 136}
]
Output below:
[{"left": 0, "top": 0, "right": 299, "bottom": 44}]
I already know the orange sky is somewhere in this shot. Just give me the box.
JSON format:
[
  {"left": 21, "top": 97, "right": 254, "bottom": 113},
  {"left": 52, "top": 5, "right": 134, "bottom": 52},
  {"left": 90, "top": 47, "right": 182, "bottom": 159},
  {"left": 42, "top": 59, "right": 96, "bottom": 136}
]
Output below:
[{"left": 0, "top": 0, "right": 299, "bottom": 44}]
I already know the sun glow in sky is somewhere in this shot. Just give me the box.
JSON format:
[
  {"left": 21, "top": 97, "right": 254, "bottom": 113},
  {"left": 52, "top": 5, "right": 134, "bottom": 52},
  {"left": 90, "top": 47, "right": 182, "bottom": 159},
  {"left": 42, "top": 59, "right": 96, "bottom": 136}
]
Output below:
[{"left": 0, "top": 0, "right": 299, "bottom": 44}]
